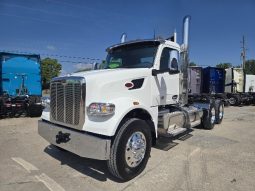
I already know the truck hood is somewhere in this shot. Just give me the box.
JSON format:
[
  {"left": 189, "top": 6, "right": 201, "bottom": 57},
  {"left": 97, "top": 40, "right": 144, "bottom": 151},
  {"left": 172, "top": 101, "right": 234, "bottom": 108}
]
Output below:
[
  {"left": 71, "top": 68, "right": 152, "bottom": 103},
  {"left": 72, "top": 68, "right": 152, "bottom": 82}
]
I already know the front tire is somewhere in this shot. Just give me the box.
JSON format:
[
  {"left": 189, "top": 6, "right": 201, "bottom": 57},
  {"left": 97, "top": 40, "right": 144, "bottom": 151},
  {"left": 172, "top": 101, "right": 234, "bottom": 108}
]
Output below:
[{"left": 107, "top": 118, "right": 152, "bottom": 181}]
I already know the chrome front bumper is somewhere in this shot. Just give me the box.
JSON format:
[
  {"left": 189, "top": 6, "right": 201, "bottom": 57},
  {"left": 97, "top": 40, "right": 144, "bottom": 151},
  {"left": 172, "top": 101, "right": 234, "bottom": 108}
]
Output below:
[{"left": 38, "top": 120, "right": 111, "bottom": 160}]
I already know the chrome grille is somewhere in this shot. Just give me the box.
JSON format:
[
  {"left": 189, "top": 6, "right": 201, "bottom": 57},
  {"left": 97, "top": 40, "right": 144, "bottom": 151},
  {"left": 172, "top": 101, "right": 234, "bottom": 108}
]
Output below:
[{"left": 50, "top": 76, "right": 85, "bottom": 129}]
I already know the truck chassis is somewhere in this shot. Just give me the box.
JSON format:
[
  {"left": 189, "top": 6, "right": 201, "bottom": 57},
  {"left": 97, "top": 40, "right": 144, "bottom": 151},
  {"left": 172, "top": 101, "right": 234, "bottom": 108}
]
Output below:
[{"left": 0, "top": 95, "right": 42, "bottom": 117}]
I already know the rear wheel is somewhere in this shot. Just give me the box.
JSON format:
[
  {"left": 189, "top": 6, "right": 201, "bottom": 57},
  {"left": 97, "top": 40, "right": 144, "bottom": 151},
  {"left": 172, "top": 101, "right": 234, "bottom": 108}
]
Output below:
[
  {"left": 229, "top": 95, "right": 240, "bottom": 106},
  {"left": 201, "top": 100, "right": 216, "bottom": 130},
  {"left": 215, "top": 100, "right": 224, "bottom": 124},
  {"left": 107, "top": 118, "right": 152, "bottom": 181}
]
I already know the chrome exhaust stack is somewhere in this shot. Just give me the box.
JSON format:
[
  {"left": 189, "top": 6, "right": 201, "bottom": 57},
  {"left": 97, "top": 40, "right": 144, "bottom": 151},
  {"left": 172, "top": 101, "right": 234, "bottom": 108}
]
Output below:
[
  {"left": 174, "top": 29, "right": 177, "bottom": 43},
  {"left": 180, "top": 15, "right": 191, "bottom": 106},
  {"left": 183, "top": 16, "right": 191, "bottom": 50},
  {"left": 120, "top": 33, "right": 127, "bottom": 43}
]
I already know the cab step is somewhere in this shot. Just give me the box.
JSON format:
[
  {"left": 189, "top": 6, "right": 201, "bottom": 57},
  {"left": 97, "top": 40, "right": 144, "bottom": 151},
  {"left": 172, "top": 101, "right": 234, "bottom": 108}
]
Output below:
[
  {"left": 158, "top": 127, "right": 188, "bottom": 138},
  {"left": 168, "top": 127, "right": 187, "bottom": 137}
]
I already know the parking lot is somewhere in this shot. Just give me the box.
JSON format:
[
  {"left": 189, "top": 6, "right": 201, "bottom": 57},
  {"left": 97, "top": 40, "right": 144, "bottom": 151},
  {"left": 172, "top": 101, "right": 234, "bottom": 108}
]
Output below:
[{"left": 0, "top": 106, "right": 255, "bottom": 191}]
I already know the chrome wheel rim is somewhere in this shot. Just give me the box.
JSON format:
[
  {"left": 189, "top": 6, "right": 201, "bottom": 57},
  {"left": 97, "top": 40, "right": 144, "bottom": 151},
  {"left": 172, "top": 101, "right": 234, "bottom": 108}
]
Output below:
[
  {"left": 211, "top": 107, "right": 216, "bottom": 124},
  {"left": 219, "top": 105, "right": 224, "bottom": 119},
  {"left": 229, "top": 98, "right": 236, "bottom": 105},
  {"left": 125, "top": 132, "right": 146, "bottom": 168}
]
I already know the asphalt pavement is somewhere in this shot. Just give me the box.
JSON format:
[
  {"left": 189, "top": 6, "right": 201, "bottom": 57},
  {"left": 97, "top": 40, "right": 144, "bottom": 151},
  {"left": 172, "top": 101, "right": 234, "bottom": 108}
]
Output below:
[{"left": 0, "top": 106, "right": 255, "bottom": 191}]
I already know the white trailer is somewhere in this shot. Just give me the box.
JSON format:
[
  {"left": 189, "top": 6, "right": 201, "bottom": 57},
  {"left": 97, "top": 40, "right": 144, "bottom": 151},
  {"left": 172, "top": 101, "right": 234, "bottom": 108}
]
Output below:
[
  {"left": 225, "top": 68, "right": 254, "bottom": 105},
  {"left": 38, "top": 16, "right": 224, "bottom": 181},
  {"left": 245, "top": 74, "right": 255, "bottom": 92}
]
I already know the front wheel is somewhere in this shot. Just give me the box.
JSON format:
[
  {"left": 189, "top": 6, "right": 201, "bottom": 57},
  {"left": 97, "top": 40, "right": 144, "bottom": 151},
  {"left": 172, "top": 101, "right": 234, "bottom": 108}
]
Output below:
[{"left": 107, "top": 118, "right": 152, "bottom": 181}]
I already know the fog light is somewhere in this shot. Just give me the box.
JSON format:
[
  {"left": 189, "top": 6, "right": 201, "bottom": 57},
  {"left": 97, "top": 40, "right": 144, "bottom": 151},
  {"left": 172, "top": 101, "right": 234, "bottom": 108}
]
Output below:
[{"left": 42, "top": 97, "right": 50, "bottom": 109}]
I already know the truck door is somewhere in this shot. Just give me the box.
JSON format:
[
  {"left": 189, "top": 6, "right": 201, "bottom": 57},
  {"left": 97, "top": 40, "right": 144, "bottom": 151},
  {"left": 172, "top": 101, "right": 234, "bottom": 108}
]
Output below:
[{"left": 153, "top": 47, "right": 180, "bottom": 105}]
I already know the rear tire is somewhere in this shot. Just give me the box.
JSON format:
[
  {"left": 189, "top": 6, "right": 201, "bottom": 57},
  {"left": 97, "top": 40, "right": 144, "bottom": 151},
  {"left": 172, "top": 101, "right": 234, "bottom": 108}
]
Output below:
[
  {"left": 215, "top": 100, "right": 224, "bottom": 124},
  {"left": 229, "top": 95, "right": 240, "bottom": 106},
  {"left": 107, "top": 118, "right": 152, "bottom": 181},
  {"left": 201, "top": 100, "right": 216, "bottom": 130}
]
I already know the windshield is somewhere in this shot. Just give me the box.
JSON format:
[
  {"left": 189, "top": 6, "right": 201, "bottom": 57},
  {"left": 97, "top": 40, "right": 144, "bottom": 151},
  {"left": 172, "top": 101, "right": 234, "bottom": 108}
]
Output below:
[{"left": 105, "top": 42, "right": 159, "bottom": 69}]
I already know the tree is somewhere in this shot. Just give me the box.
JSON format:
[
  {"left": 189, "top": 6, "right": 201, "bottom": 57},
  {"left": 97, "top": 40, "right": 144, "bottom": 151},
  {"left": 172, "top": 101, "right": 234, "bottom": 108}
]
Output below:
[
  {"left": 244, "top": 59, "right": 255, "bottom": 75},
  {"left": 216, "top": 63, "right": 232, "bottom": 69},
  {"left": 41, "top": 58, "right": 62, "bottom": 89},
  {"left": 189, "top": 62, "right": 197, "bottom": 66}
]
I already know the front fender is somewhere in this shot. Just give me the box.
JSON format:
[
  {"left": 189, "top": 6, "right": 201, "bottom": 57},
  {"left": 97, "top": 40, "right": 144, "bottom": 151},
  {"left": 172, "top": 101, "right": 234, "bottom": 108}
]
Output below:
[{"left": 84, "top": 97, "right": 158, "bottom": 137}]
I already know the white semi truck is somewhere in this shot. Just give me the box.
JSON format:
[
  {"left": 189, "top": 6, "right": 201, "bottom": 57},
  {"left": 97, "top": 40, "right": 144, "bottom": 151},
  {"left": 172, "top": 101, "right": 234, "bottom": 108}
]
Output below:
[
  {"left": 38, "top": 16, "right": 224, "bottom": 181},
  {"left": 225, "top": 68, "right": 254, "bottom": 105}
]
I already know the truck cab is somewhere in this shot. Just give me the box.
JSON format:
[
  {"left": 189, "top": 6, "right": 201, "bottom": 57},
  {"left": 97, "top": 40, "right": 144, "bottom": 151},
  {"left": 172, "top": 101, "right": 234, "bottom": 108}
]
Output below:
[
  {"left": 41, "top": 39, "right": 182, "bottom": 136},
  {"left": 106, "top": 39, "right": 181, "bottom": 105}
]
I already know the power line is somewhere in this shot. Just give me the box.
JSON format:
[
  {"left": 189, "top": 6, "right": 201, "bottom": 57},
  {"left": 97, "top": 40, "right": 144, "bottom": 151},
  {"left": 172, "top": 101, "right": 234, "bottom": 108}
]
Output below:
[
  {"left": 0, "top": 49, "right": 102, "bottom": 62},
  {"left": 58, "top": 60, "right": 99, "bottom": 64},
  {"left": 42, "top": 54, "right": 101, "bottom": 61}
]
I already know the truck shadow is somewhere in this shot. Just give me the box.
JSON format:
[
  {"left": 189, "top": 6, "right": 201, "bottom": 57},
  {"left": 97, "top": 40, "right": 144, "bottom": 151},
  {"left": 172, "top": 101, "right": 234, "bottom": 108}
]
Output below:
[
  {"left": 0, "top": 112, "right": 27, "bottom": 119},
  {"left": 155, "top": 129, "right": 193, "bottom": 151},
  {"left": 44, "top": 145, "right": 122, "bottom": 182},
  {"left": 43, "top": 129, "right": 194, "bottom": 183}
]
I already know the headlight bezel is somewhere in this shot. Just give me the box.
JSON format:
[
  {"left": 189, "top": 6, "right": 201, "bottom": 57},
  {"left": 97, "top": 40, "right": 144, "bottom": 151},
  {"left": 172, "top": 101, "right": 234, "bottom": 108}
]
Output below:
[{"left": 87, "top": 102, "right": 115, "bottom": 116}]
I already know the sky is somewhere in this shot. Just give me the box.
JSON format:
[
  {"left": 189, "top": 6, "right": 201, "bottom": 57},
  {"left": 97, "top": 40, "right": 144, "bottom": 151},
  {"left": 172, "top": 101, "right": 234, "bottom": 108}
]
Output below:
[{"left": 0, "top": 0, "right": 255, "bottom": 74}]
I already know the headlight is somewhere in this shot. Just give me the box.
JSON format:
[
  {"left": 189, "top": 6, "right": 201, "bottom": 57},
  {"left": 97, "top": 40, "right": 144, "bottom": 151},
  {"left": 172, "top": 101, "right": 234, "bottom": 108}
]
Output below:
[{"left": 87, "top": 103, "right": 115, "bottom": 116}]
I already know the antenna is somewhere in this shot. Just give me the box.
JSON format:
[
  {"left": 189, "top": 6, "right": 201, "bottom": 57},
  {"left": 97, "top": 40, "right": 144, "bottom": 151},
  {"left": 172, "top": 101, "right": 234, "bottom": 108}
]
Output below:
[{"left": 153, "top": 29, "right": 156, "bottom": 39}]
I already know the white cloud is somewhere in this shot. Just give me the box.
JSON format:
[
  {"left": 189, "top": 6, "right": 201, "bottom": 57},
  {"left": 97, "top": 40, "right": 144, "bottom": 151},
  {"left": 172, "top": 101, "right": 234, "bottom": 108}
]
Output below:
[
  {"left": 74, "top": 63, "right": 93, "bottom": 70},
  {"left": 46, "top": 45, "right": 56, "bottom": 50},
  {"left": 60, "top": 69, "right": 68, "bottom": 76}
]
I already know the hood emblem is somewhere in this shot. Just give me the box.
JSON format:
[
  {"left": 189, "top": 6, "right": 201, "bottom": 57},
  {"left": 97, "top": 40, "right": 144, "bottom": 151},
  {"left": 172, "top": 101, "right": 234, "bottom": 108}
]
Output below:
[{"left": 125, "top": 82, "right": 134, "bottom": 89}]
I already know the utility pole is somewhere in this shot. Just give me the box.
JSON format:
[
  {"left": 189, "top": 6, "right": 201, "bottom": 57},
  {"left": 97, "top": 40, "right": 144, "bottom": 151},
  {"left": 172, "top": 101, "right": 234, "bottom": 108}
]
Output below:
[{"left": 241, "top": 35, "right": 247, "bottom": 69}]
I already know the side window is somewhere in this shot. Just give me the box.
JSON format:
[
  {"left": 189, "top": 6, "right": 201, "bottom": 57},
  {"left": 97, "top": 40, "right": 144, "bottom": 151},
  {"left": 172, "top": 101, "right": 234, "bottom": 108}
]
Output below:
[
  {"left": 169, "top": 50, "right": 179, "bottom": 71},
  {"left": 160, "top": 48, "right": 170, "bottom": 70},
  {"left": 160, "top": 48, "right": 179, "bottom": 71}
]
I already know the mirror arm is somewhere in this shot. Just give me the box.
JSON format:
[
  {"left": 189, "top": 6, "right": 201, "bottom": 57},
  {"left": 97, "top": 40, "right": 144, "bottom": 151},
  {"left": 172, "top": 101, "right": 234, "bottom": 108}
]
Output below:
[{"left": 152, "top": 68, "right": 180, "bottom": 76}]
